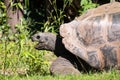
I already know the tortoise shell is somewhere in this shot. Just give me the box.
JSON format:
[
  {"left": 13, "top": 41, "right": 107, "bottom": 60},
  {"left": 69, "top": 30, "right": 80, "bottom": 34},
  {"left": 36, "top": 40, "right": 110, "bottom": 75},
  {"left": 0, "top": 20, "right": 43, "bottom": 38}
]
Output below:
[{"left": 60, "top": 2, "right": 120, "bottom": 69}]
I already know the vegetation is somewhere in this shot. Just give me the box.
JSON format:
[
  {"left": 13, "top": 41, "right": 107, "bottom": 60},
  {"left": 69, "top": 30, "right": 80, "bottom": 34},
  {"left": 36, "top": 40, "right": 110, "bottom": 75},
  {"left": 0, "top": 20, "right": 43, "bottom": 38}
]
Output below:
[
  {"left": 1, "top": 70, "right": 120, "bottom": 80},
  {"left": 0, "top": 1, "right": 50, "bottom": 76},
  {"left": 0, "top": 0, "right": 120, "bottom": 80}
]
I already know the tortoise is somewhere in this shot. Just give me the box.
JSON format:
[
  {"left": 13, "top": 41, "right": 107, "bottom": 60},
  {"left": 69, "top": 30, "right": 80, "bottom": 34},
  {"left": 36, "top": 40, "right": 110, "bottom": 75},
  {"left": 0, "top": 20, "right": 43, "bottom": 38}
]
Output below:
[{"left": 31, "top": 2, "right": 120, "bottom": 75}]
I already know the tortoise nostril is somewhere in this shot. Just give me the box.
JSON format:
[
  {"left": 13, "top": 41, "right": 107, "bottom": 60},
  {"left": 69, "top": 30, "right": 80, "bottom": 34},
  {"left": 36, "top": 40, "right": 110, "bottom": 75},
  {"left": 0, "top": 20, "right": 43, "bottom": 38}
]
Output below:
[{"left": 36, "top": 35, "right": 40, "bottom": 39}]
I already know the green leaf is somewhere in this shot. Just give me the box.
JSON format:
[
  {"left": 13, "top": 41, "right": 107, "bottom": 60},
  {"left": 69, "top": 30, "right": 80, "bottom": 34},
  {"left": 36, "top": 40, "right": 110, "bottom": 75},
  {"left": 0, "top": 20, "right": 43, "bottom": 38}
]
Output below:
[
  {"left": 25, "top": 0, "right": 29, "bottom": 8},
  {"left": 18, "top": 3, "right": 23, "bottom": 10},
  {"left": 0, "top": 2, "right": 6, "bottom": 9},
  {"left": 81, "top": 0, "right": 88, "bottom": 6}
]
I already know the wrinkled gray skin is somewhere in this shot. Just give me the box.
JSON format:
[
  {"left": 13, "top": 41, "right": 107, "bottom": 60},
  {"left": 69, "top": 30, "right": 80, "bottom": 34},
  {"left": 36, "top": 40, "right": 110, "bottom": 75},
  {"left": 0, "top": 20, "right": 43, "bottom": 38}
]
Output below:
[{"left": 31, "top": 32, "right": 93, "bottom": 75}]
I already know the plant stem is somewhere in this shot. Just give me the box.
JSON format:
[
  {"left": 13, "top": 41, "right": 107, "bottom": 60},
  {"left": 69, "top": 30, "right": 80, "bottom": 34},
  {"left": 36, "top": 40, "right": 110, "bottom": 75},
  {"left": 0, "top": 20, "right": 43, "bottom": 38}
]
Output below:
[{"left": 3, "top": 37, "right": 7, "bottom": 75}]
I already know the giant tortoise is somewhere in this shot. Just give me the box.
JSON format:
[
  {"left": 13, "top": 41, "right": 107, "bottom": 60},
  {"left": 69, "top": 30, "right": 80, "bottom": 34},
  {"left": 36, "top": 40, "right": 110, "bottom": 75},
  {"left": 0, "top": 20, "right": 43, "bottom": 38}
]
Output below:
[{"left": 31, "top": 2, "right": 120, "bottom": 75}]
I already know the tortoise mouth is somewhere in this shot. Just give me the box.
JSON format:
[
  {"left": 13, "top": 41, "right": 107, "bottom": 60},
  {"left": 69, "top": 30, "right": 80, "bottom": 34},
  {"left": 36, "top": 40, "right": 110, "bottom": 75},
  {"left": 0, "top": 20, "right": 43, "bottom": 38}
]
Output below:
[
  {"left": 34, "top": 42, "right": 45, "bottom": 50},
  {"left": 34, "top": 42, "right": 39, "bottom": 49},
  {"left": 31, "top": 36, "right": 45, "bottom": 49},
  {"left": 31, "top": 38, "right": 44, "bottom": 47},
  {"left": 31, "top": 39, "right": 40, "bottom": 49}
]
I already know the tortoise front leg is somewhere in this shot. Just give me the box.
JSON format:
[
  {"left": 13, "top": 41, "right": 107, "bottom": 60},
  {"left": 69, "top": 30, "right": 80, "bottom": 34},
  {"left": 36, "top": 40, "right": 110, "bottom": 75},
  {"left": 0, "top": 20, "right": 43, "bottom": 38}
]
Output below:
[{"left": 50, "top": 56, "right": 80, "bottom": 75}]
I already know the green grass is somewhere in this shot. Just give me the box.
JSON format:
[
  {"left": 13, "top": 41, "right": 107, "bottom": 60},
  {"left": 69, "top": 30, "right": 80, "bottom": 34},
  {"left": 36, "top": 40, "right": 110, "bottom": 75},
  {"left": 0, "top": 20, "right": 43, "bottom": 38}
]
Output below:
[{"left": 1, "top": 70, "right": 120, "bottom": 80}]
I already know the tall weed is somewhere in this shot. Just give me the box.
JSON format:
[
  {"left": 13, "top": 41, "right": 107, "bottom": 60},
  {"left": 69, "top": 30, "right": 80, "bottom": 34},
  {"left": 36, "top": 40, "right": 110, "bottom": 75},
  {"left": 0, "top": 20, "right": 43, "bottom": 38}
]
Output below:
[
  {"left": 41, "top": 0, "right": 98, "bottom": 33},
  {"left": 0, "top": 18, "right": 50, "bottom": 75}
]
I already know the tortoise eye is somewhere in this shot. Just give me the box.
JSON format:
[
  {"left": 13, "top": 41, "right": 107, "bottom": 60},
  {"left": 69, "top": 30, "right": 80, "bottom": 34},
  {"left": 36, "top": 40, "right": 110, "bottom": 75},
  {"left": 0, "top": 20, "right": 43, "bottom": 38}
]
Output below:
[{"left": 36, "top": 35, "right": 40, "bottom": 39}]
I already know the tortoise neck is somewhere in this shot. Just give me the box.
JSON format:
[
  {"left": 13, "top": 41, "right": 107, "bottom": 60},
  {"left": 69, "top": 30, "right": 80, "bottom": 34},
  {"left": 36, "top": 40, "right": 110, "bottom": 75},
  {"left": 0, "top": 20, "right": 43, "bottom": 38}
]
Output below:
[{"left": 53, "top": 35, "right": 67, "bottom": 56}]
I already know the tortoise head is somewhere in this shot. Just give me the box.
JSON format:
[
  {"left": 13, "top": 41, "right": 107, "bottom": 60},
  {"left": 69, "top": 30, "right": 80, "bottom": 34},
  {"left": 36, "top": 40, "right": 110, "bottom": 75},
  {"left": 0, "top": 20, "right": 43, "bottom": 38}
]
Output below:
[{"left": 31, "top": 32, "right": 57, "bottom": 51}]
